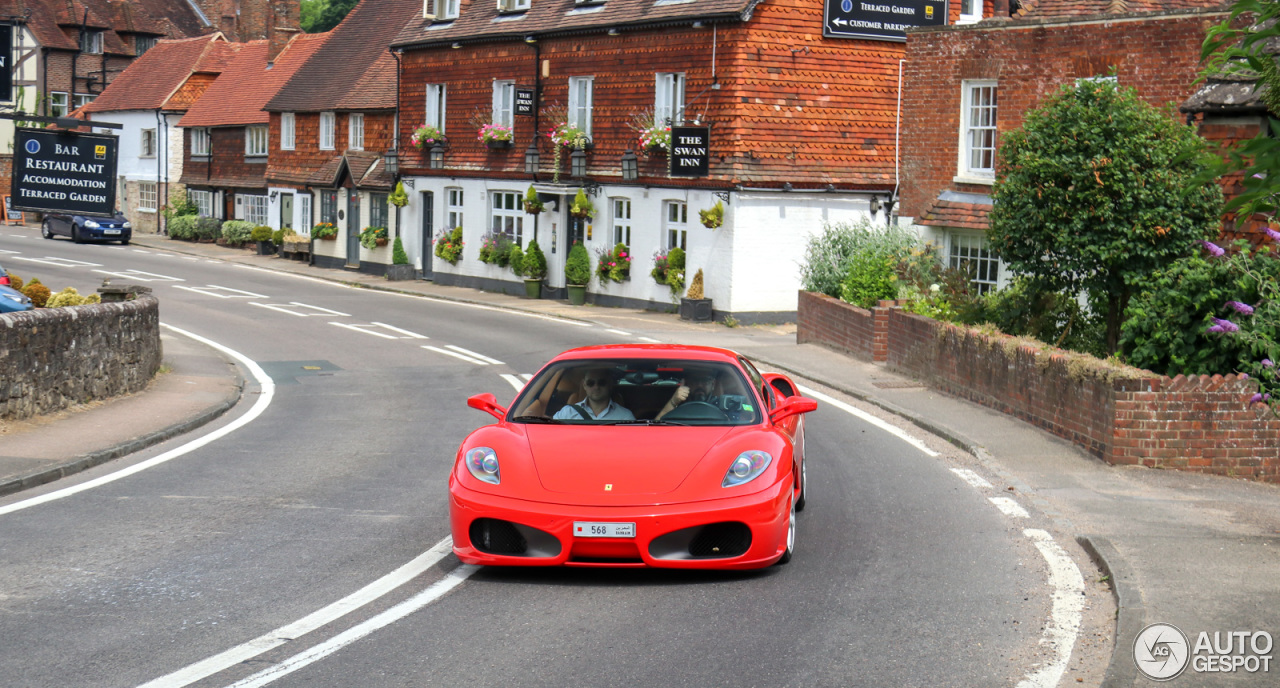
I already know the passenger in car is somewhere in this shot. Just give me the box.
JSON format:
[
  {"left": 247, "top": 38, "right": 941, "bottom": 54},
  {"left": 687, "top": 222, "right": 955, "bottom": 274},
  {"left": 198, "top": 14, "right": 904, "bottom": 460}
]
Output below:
[{"left": 552, "top": 367, "right": 636, "bottom": 421}]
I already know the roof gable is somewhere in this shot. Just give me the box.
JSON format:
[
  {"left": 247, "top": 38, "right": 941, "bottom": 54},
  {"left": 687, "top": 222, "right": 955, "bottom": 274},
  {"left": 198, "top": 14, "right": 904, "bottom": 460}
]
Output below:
[
  {"left": 180, "top": 32, "right": 332, "bottom": 128},
  {"left": 80, "top": 34, "right": 228, "bottom": 113},
  {"left": 6, "top": 0, "right": 210, "bottom": 54}
]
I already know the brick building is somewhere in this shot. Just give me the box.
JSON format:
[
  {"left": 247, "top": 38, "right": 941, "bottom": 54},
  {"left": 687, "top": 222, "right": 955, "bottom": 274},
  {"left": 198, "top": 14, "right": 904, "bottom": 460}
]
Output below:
[
  {"left": 79, "top": 34, "right": 237, "bottom": 233},
  {"left": 898, "top": 0, "right": 1232, "bottom": 293},
  {"left": 388, "top": 0, "right": 988, "bottom": 321},
  {"left": 177, "top": 31, "right": 328, "bottom": 227},
  {"left": 263, "top": 0, "right": 420, "bottom": 274}
]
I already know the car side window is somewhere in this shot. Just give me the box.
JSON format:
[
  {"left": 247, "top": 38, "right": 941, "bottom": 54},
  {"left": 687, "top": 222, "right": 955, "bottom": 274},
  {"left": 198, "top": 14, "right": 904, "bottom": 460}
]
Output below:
[{"left": 739, "top": 358, "right": 773, "bottom": 410}]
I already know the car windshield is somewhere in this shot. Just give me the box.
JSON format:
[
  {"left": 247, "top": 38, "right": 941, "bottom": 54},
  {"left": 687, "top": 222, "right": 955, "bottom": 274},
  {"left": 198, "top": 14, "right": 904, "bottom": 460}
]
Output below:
[{"left": 509, "top": 359, "right": 762, "bottom": 426}]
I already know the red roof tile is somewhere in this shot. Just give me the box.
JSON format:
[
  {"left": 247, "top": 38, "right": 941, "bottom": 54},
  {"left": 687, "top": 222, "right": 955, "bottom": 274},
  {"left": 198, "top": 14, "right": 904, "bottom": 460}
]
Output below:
[
  {"left": 2, "top": 0, "right": 210, "bottom": 54},
  {"left": 80, "top": 34, "right": 228, "bottom": 113},
  {"left": 180, "top": 32, "right": 331, "bottom": 128},
  {"left": 1014, "top": 0, "right": 1227, "bottom": 19},
  {"left": 916, "top": 197, "right": 992, "bottom": 230}
]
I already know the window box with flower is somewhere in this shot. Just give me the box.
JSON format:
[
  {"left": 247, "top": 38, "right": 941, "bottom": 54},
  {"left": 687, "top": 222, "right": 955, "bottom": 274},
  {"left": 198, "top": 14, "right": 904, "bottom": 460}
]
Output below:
[
  {"left": 548, "top": 121, "right": 591, "bottom": 150},
  {"left": 359, "top": 226, "right": 388, "bottom": 250},
  {"left": 434, "top": 226, "right": 464, "bottom": 264},
  {"left": 596, "top": 243, "right": 631, "bottom": 284},
  {"left": 312, "top": 222, "right": 337, "bottom": 240},
  {"left": 651, "top": 247, "right": 685, "bottom": 300},
  {"left": 410, "top": 124, "right": 446, "bottom": 150},
  {"left": 630, "top": 109, "right": 671, "bottom": 154},
  {"left": 478, "top": 123, "right": 513, "bottom": 149},
  {"left": 478, "top": 231, "right": 515, "bottom": 267}
]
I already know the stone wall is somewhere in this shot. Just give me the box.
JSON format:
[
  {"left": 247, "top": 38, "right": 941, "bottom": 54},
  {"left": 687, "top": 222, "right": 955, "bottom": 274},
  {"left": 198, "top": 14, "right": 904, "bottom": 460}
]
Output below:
[
  {"left": 0, "top": 295, "right": 162, "bottom": 420},
  {"left": 797, "top": 291, "right": 1280, "bottom": 483}
]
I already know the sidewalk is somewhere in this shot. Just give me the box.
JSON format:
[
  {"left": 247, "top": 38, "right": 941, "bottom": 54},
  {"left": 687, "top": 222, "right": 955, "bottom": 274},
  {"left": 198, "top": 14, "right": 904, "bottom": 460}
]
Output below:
[{"left": 5, "top": 230, "right": 1279, "bottom": 686}]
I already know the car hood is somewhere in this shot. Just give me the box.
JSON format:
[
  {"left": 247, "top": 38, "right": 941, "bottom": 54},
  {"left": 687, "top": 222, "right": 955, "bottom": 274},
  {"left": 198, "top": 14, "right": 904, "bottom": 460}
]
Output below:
[{"left": 526, "top": 425, "right": 734, "bottom": 500}]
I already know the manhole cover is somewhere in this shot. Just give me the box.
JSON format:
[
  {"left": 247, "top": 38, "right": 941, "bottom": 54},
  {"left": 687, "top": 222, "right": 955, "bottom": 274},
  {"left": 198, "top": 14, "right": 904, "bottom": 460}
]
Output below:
[{"left": 871, "top": 380, "right": 924, "bottom": 389}]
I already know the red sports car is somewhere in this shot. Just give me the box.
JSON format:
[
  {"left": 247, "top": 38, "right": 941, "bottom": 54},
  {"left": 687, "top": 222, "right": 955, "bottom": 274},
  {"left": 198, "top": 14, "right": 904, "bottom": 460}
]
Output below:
[{"left": 450, "top": 345, "right": 818, "bottom": 569}]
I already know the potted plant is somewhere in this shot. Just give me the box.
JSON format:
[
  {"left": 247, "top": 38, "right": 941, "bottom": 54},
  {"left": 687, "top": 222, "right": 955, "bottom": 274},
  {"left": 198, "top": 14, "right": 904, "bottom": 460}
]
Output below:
[
  {"left": 680, "top": 268, "right": 714, "bottom": 322},
  {"left": 434, "top": 226, "right": 464, "bottom": 264},
  {"left": 569, "top": 187, "right": 595, "bottom": 219},
  {"left": 410, "top": 125, "right": 445, "bottom": 150},
  {"left": 596, "top": 243, "right": 631, "bottom": 284},
  {"left": 699, "top": 200, "right": 724, "bottom": 229},
  {"left": 386, "top": 236, "right": 415, "bottom": 280},
  {"left": 251, "top": 225, "right": 275, "bottom": 255},
  {"left": 523, "top": 239, "right": 547, "bottom": 299},
  {"left": 388, "top": 181, "right": 409, "bottom": 208},
  {"left": 564, "top": 242, "right": 591, "bottom": 305},
  {"left": 312, "top": 222, "right": 337, "bottom": 240},
  {"left": 523, "top": 185, "right": 544, "bottom": 215},
  {"left": 630, "top": 109, "right": 671, "bottom": 154},
  {"left": 478, "top": 123, "right": 513, "bottom": 149},
  {"left": 359, "top": 226, "right": 389, "bottom": 249}
]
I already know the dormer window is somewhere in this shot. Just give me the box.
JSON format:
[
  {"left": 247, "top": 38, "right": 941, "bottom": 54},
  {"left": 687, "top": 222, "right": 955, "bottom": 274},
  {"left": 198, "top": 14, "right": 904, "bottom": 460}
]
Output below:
[
  {"left": 425, "top": 0, "right": 459, "bottom": 20},
  {"left": 499, "top": 0, "right": 531, "bottom": 12},
  {"left": 80, "top": 30, "right": 103, "bottom": 54},
  {"left": 136, "top": 36, "right": 157, "bottom": 57}
]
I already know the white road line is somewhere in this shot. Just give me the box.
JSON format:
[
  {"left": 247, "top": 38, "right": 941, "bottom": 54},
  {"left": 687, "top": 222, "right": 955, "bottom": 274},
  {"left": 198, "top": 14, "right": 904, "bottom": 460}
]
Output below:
[
  {"left": 520, "top": 373, "right": 533, "bottom": 381},
  {"left": 370, "top": 322, "right": 429, "bottom": 339},
  {"left": 0, "top": 325, "right": 274, "bottom": 517},
  {"left": 1016, "top": 529, "right": 1085, "bottom": 688},
  {"left": 93, "top": 269, "right": 185, "bottom": 282},
  {"left": 637, "top": 336, "right": 661, "bottom": 343},
  {"left": 136, "top": 538, "right": 456, "bottom": 688},
  {"left": 290, "top": 301, "right": 349, "bottom": 316},
  {"left": 227, "top": 565, "right": 479, "bottom": 688},
  {"left": 132, "top": 249, "right": 152, "bottom": 254},
  {"left": 248, "top": 302, "right": 350, "bottom": 317},
  {"left": 988, "top": 496, "right": 1029, "bottom": 519},
  {"left": 445, "top": 345, "right": 503, "bottom": 365},
  {"left": 422, "top": 345, "right": 488, "bottom": 365},
  {"left": 13, "top": 255, "right": 103, "bottom": 267},
  {"left": 0, "top": 248, "right": 18, "bottom": 254},
  {"left": 950, "top": 468, "right": 993, "bottom": 489},
  {"left": 173, "top": 285, "right": 268, "bottom": 299},
  {"left": 500, "top": 374, "right": 525, "bottom": 393},
  {"left": 798, "top": 385, "right": 939, "bottom": 457},
  {"left": 249, "top": 302, "right": 310, "bottom": 317},
  {"left": 606, "top": 329, "right": 631, "bottom": 336},
  {"left": 329, "top": 322, "right": 398, "bottom": 339}
]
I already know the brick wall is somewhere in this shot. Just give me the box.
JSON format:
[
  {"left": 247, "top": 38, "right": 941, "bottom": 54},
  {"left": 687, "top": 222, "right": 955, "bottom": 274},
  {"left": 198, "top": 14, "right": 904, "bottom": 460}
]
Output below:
[
  {"left": 797, "top": 293, "right": 1280, "bottom": 483},
  {"left": 0, "top": 295, "right": 162, "bottom": 421},
  {"left": 900, "top": 9, "right": 1228, "bottom": 219}
]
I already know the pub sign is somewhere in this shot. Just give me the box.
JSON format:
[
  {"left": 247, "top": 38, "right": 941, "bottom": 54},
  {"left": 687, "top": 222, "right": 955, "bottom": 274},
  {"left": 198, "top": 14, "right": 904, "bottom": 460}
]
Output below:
[
  {"left": 11, "top": 128, "right": 119, "bottom": 216},
  {"left": 515, "top": 87, "right": 535, "bottom": 116},
  {"left": 824, "top": 0, "right": 948, "bottom": 42},
  {"left": 669, "top": 126, "right": 710, "bottom": 178}
]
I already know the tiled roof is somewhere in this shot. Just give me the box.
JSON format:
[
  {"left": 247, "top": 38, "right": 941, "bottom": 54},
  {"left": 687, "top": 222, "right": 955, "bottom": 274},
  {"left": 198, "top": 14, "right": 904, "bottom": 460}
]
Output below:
[
  {"left": 300, "top": 151, "right": 393, "bottom": 189},
  {"left": 1013, "top": 0, "right": 1228, "bottom": 19},
  {"left": 2, "top": 0, "right": 210, "bottom": 54},
  {"left": 916, "top": 193, "right": 992, "bottom": 230},
  {"left": 183, "top": 171, "right": 268, "bottom": 189},
  {"left": 307, "top": 157, "right": 345, "bottom": 186},
  {"left": 267, "top": 0, "right": 420, "bottom": 113},
  {"left": 391, "top": 0, "right": 756, "bottom": 48},
  {"left": 80, "top": 34, "right": 228, "bottom": 113},
  {"left": 179, "top": 33, "right": 331, "bottom": 128}
]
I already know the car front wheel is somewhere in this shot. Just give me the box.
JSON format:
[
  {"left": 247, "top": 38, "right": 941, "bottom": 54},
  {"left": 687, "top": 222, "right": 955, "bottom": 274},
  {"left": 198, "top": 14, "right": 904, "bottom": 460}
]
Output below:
[
  {"left": 776, "top": 497, "right": 795, "bottom": 565},
  {"left": 71, "top": 224, "right": 83, "bottom": 244}
]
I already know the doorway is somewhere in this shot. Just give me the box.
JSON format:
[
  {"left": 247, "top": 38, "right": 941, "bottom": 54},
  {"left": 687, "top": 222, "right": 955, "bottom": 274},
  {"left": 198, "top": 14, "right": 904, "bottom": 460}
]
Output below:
[
  {"left": 279, "top": 193, "right": 294, "bottom": 231},
  {"left": 345, "top": 190, "right": 361, "bottom": 268},
  {"left": 420, "top": 190, "right": 434, "bottom": 279}
]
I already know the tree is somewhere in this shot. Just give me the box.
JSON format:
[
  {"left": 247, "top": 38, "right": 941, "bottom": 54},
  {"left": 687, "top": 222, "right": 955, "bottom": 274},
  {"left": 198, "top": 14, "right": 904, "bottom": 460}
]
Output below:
[
  {"left": 987, "top": 79, "right": 1224, "bottom": 353},
  {"left": 301, "top": 0, "right": 357, "bottom": 33}
]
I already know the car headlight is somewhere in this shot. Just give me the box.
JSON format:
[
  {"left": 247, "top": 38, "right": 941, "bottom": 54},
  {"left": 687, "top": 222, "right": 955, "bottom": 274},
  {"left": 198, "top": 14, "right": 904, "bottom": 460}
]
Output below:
[
  {"left": 122, "top": 221, "right": 132, "bottom": 229},
  {"left": 1, "top": 291, "right": 28, "bottom": 304},
  {"left": 722, "top": 450, "right": 772, "bottom": 487},
  {"left": 465, "top": 447, "right": 500, "bottom": 485},
  {"left": 84, "top": 220, "right": 100, "bottom": 228}
]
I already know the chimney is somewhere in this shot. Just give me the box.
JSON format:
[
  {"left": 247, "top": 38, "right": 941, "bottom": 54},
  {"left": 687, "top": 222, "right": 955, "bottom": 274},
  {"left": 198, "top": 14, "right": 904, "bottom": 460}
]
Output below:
[{"left": 267, "top": 0, "right": 301, "bottom": 65}]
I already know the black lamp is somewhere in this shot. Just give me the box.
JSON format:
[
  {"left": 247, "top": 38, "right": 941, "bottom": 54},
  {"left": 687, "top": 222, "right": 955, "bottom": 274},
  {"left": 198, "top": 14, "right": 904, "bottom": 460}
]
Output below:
[
  {"left": 524, "top": 143, "right": 540, "bottom": 175},
  {"left": 429, "top": 143, "right": 444, "bottom": 170},
  {"left": 384, "top": 148, "right": 398, "bottom": 176},
  {"left": 570, "top": 146, "right": 587, "bottom": 178},
  {"left": 621, "top": 149, "right": 638, "bottom": 181}
]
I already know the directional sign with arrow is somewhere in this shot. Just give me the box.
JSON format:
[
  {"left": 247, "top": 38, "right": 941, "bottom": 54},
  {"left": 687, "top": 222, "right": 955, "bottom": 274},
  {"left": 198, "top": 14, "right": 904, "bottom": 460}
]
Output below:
[{"left": 824, "top": 0, "right": 949, "bottom": 42}]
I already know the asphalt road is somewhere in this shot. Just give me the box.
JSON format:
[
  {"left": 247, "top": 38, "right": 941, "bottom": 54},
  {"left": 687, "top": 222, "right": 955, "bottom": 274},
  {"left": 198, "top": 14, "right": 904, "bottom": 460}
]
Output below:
[{"left": 0, "top": 233, "right": 1062, "bottom": 687}]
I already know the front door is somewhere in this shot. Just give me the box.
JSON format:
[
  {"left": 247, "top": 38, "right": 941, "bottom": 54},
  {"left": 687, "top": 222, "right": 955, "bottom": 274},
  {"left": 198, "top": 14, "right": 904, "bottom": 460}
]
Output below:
[
  {"left": 420, "top": 190, "right": 434, "bottom": 279},
  {"left": 280, "top": 193, "right": 294, "bottom": 231},
  {"left": 346, "top": 190, "right": 361, "bottom": 268}
]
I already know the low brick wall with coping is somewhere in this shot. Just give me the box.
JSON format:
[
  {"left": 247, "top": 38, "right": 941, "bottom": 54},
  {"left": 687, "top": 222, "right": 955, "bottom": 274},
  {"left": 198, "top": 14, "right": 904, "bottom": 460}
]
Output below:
[
  {"left": 798, "top": 291, "right": 1280, "bottom": 483},
  {"left": 0, "top": 292, "right": 162, "bottom": 421}
]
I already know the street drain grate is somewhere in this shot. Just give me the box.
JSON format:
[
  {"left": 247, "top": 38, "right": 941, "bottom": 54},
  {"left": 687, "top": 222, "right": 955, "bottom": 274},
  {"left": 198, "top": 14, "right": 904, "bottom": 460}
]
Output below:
[{"left": 871, "top": 380, "right": 925, "bottom": 389}]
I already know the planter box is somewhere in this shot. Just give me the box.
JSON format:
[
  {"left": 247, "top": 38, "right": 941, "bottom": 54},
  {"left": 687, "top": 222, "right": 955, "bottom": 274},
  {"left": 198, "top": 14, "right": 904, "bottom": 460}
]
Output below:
[
  {"left": 256, "top": 241, "right": 276, "bottom": 256},
  {"left": 524, "top": 279, "right": 542, "bottom": 299},
  {"left": 486, "top": 140, "right": 513, "bottom": 150},
  {"left": 566, "top": 284, "right": 587, "bottom": 305},
  {"left": 679, "top": 298, "right": 714, "bottom": 322},
  {"left": 385, "top": 264, "right": 415, "bottom": 281}
]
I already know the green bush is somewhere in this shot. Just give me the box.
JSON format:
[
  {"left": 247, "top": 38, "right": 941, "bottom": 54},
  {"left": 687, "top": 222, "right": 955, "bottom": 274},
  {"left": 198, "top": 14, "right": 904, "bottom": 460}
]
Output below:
[
  {"left": 195, "top": 217, "right": 223, "bottom": 241},
  {"left": 508, "top": 244, "right": 525, "bottom": 276},
  {"left": 1120, "top": 245, "right": 1280, "bottom": 375},
  {"left": 271, "top": 228, "right": 288, "bottom": 244},
  {"left": 523, "top": 240, "right": 547, "bottom": 280},
  {"left": 840, "top": 248, "right": 898, "bottom": 309},
  {"left": 218, "top": 220, "right": 253, "bottom": 243},
  {"left": 167, "top": 215, "right": 197, "bottom": 240},
  {"left": 565, "top": 242, "right": 591, "bottom": 285},
  {"left": 961, "top": 278, "right": 1107, "bottom": 358},
  {"left": 392, "top": 236, "right": 410, "bottom": 265},
  {"left": 801, "top": 219, "right": 919, "bottom": 298},
  {"left": 250, "top": 225, "right": 274, "bottom": 243}
]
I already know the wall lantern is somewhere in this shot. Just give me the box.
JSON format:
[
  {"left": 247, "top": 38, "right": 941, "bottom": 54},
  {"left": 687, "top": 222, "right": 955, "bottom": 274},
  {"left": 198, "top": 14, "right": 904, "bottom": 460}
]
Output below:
[
  {"left": 525, "top": 143, "right": 540, "bottom": 175},
  {"left": 384, "top": 148, "right": 398, "bottom": 177},
  {"left": 869, "top": 196, "right": 882, "bottom": 214},
  {"left": 570, "top": 146, "right": 587, "bottom": 178},
  {"left": 620, "top": 149, "right": 638, "bottom": 181},
  {"left": 429, "top": 143, "right": 445, "bottom": 170}
]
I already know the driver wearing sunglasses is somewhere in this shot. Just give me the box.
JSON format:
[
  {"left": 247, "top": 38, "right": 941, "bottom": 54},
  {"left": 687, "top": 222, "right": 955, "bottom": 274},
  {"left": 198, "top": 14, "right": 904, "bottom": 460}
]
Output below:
[{"left": 552, "top": 367, "right": 635, "bottom": 421}]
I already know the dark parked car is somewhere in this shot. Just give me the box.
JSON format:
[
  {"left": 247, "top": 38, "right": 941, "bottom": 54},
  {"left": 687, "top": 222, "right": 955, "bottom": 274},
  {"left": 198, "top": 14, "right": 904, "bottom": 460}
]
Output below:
[
  {"left": 0, "top": 261, "right": 12, "bottom": 288},
  {"left": 41, "top": 211, "right": 132, "bottom": 244},
  {"left": 0, "top": 284, "right": 33, "bottom": 312}
]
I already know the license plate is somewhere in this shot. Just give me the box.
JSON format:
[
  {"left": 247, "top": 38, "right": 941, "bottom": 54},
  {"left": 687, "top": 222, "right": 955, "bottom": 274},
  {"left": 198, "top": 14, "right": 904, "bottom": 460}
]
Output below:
[
  {"left": 573, "top": 521, "right": 635, "bottom": 538},
  {"left": 103, "top": 229, "right": 121, "bottom": 235}
]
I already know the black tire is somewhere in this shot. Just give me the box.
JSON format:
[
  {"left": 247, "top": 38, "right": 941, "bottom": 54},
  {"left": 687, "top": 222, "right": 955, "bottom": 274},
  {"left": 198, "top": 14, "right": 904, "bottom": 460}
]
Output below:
[
  {"left": 776, "top": 498, "right": 795, "bottom": 565},
  {"left": 71, "top": 225, "right": 83, "bottom": 244},
  {"left": 120, "top": 240, "right": 130, "bottom": 246},
  {"left": 795, "top": 455, "right": 808, "bottom": 512},
  {"left": 41, "top": 220, "right": 54, "bottom": 240}
]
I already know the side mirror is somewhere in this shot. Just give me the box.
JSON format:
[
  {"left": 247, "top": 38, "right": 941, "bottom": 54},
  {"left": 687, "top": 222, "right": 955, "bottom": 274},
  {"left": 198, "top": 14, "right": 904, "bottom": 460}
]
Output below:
[
  {"left": 467, "top": 393, "right": 507, "bottom": 421},
  {"left": 769, "top": 395, "right": 818, "bottom": 424}
]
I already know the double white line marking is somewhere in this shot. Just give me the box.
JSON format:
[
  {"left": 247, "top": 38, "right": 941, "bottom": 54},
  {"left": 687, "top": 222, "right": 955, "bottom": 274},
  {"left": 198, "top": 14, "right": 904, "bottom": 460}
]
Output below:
[{"left": 423, "top": 345, "right": 504, "bottom": 366}]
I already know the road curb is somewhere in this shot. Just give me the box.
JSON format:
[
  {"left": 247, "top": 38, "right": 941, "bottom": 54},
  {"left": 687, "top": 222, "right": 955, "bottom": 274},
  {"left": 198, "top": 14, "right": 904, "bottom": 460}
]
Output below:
[
  {"left": 0, "top": 373, "right": 244, "bottom": 499},
  {"left": 1077, "top": 535, "right": 1144, "bottom": 688}
]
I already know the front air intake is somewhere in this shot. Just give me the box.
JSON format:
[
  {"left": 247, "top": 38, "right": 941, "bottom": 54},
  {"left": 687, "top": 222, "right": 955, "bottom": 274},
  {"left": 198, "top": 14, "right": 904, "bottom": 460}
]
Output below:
[
  {"left": 470, "top": 518, "right": 528, "bottom": 555},
  {"left": 688, "top": 522, "right": 752, "bottom": 557}
]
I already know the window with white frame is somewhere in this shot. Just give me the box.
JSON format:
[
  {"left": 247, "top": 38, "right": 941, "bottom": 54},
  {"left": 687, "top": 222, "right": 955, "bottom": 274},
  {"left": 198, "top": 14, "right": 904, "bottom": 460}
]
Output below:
[
  {"left": 492, "top": 81, "right": 515, "bottom": 128},
  {"left": 49, "top": 92, "right": 68, "bottom": 117},
  {"left": 320, "top": 112, "right": 336, "bottom": 150},
  {"left": 426, "top": 84, "right": 447, "bottom": 132},
  {"left": 665, "top": 201, "right": 687, "bottom": 251},
  {"left": 959, "top": 0, "right": 982, "bottom": 23},
  {"left": 960, "top": 81, "right": 997, "bottom": 179},
  {"left": 190, "top": 127, "right": 211, "bottom": 156},
  {"left": 491, "top": 191, "right": 524, "bottom": 245},
  {"left": 74, "top": 93, "right": 94, "bottom": 108},
  {"left": 243, "top": 194, "right": 269, "bottom": 225},
  {"left": 949, "top": 232, "right": 1000, "bottom": 294},
  {"left": 612, "top": 198, "right": 631, "bottom": 247},
  {"left": 499, "top": 0, "right": 531, "bottom": 11},
  {"left": 246, "top": 125, "right": 268, "bottom": 156},
  {"left": 320, "top": 190, "right": 338, "bottom": 224},
  {"left": 281, "top": 112, "right": 295, "bottom": 150},
  {"left": 80, "top": 30, "right": 103, "bottom": 54},
  {"left": 348, "top": 113, "right": 364, "bottom": 150},
  {"left": 370, "top": 193, "right": 389, "bottom": 229},
  {"left": 568, "top": 77, "right": 594, "bottom": 138},
  {"left": 655, "top": 73, "right": 685, "bottom": 126},
  {"left": 298, "top": 194, "right": 312, "bottom": 231},
  {"left": 141, "top": 129, "right": 157, "bottom": 158},
  {"left": 424, "top": 0, "right": 459, "bottom": 19},
  {"left": 189, "top": 189, "right": 214, "bottom": 217},
  {"left": 137, "top": 181, "right": 158, "bottom": 211},
  {"left": 447, "top": 188, "right": 464, "bottom": 230}
]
